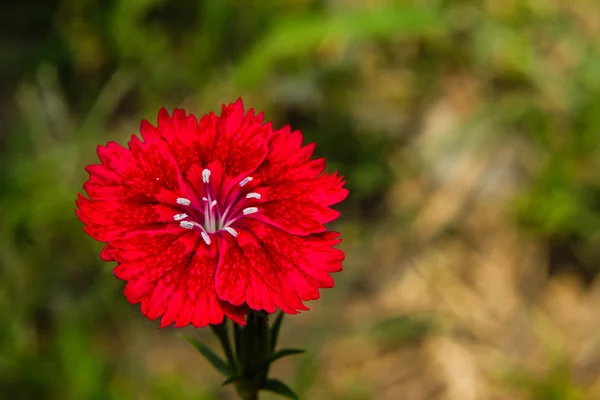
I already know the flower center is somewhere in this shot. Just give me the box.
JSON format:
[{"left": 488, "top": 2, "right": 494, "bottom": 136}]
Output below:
[{"left": 173, "top": 168, "right": 260, "bottom": 244}]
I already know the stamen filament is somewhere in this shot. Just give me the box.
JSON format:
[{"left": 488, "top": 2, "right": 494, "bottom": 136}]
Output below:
[{"left": 224, "top": 227, "right": 238, "bottom": 237}]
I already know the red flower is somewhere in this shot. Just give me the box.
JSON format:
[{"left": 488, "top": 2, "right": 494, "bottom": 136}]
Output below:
[{"left": 76, "top": 99, "right": 347, "bottom": 327}]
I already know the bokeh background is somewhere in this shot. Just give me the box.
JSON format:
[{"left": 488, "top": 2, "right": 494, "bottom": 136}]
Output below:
[{"left": 3, "top": 0, "right": 600, "bottom": 399}]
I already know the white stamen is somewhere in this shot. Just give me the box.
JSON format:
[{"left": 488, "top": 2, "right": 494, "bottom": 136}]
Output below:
[
  {"left": 176, "top": 197, "right": 191, "bottom": 206},
  {"left": 224, "top": 227, "right": 238, "bottom": 237},
  {"left": 202, "top": 197, "right": 208, "bottom": 202},
  {"left": 239, "top": 176, "right": 253, "bottom": 187},
  {"left": 201, "top": 231, "right": 211, "bottom": 245},
  {"left": 243, "top": 207, "right": 258, "bottom": 215},
  {"left": 210, "top": 200, "right": 217, "bottom": 209},
  {"left": 202, "top": 168, "right": 211, "bottom": 183},
  {"left": 180, "top": 221, "right": 194, "bottom": 229},
  {"left": 246, "top": 192, "right": 261, "bottom": 200},
  {"left": 173, "top": 213, "right": 188, "bottom": 221}
]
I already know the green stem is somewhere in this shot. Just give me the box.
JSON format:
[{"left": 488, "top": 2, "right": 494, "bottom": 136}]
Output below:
[
  {"left": 235, "top": 380, "right": 260, "bottom": 400},
  {"left": 210, "top": 321, "right": 237, "bottom": 374},
  {"left": 234, "top": 311, "right": 269, "bottom": 400}
]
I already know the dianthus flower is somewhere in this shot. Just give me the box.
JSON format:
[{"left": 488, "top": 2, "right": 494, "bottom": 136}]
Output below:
[{"left": 76, "top": 99, "right": 347, "bottom": 328}]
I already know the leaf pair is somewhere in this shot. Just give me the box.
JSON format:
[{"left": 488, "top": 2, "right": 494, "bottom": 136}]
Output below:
[{"left": 180, "top": 312, "right": 304, "bottom": 399}]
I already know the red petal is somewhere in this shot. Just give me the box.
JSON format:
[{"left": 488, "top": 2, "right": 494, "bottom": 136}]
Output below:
[
  {"left": 215, "top": 219, "right": 343, "bottom": 314},
  {"left": 251, "top": 201, "right": 340, "bottom": 235},
  {"left": 244, "top": 219, "right": 343, "bottom": 302},
  {"left": 100, "top": 244, "right": 116, "bottom": 261},
  {"left": 156, "top": 243, "right": 222, "bottom": 328},
  {"left": 248, "top": 126, "right": 325, "bottom": 188},
  {"left": 141, "top": 108, "right": 217, "bottom": 175},
  {"left": 216, "top": 231, "right": 304, "bottom": 314},
  {"left": 256, "top": 172, "right": 347, "bottom": 206},
  {"left": 111, "top": 229, "right": 244, "bottom": 327},
  {"left": 75, "top": 194, "right": 176, "bottom": 242},
  {"left": 87, "top": 138, "right": 189, "bottom": 204},
  {"left": 212, "top": 100, "right": 272, "bottom": 197},
  {"left": 247, "top": 172, "right": 348, "bottom": 235}
]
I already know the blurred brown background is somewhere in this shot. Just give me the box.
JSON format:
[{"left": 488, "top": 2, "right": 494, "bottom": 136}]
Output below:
[{"left": 2, "top": 0, "right": 600, "bottom": 399}]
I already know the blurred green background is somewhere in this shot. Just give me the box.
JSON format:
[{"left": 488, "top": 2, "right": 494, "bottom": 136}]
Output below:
[{"left": 3, "top": 0, "right": 600, "bottom": 399}]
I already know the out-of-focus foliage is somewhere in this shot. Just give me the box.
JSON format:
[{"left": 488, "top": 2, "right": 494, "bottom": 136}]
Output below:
[{"left": 2, "top": 0, "right": 600, "bottom": 399}]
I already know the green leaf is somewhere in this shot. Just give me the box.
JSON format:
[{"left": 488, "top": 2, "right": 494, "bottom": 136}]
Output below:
[
  {"left": 270, "top": 311, "right": 284, "bottom": 351},
  {"left": 179, "top": 334, "right": 231, "bottom": 376},
  {"left": 261, "top": 348, "right": 305, "bottom": 371},
  {"left": 261, "top": 379, "right": 299, "bottom": 400},
  {"left": 221, "top": 375, "right": 244, "bottom": 386}
]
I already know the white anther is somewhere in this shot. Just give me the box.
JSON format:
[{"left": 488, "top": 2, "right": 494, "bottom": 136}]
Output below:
[
  {"left": 210, "top": 200, "right": 217, "bottom": 209},
  {"left": 246, "top": 192, "right": 261, "bottom": 200},
  {"left": 176, "top": 197, "right": 191, "bottom": 206},
  {"left": 223, "top": 227, "right": 238, "bottom": 237},
  {"left": 173, "top": 213, "right": 188, "bottom": 221},
  {"left": 239, "top": 176, "right": 253, "bottom": 187},
  {"left": 243, "top": 207, "right": 258, "bottom": 215},
  {"left": 180, "top": 221, "right": 194, "bottom": 229},
  {"left": 201, "top": 231, "right": 211, "bottom": 245},
  {"left": 202, "top": 168, "right": 211, "bottom": 183}
]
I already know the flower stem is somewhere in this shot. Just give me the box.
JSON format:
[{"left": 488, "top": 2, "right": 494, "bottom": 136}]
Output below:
[
  {"left": 210, "top": 321, "right": 237, "bottom": 375},
  {"left": 233, "top": 311, "right": 269, "bottom": 400}
]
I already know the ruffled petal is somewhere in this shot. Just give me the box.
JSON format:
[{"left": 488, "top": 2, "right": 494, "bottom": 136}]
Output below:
[
  {"left": 215, "top": 219, "right": 344, "bottom": 314},
  {"left": 247, "top": 172, "right": 348, "bottom": 235},
  {"left": 213, "top": 99, "right": 271, "bottom": 180},
  {"left": 75, "top": 194, "right": 177, "bottom": 242},
  {"left": 216, "top": 231, "right": 305, "bottom": 314},
  {"left": 111, "top": 229, "right": 243, "bottom": 327},
  {"left": 241, "top": 220, "right": 344, "bottom": 303},
  {"left": 159, "top": 238, "right": 246, "bottom": 328},
  {"left": 247, "top": 125, "right": 326, "bottom": 188},
  {"left": 252, "top": 201, "right": 339, "bottom": 235},
  {"left": 255, "top": 172, "right": 347, "bottom": 206},
  {"left": 140, "top": 108, "right": 218, "bottom": 175},
  {"left": 86, "top": 136, "right": 190, "bottom": 205}
]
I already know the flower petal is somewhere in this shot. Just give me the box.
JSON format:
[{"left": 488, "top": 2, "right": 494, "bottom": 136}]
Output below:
[
  {"left": 158, "top": 240, "right": 246, "bottom": 328},
  {"left": 251, "top": 201, "right": 340, "bottom": 235},
  {"left": 111, "top": 229, "right": 243, "bottom": 327},
  {"left": 88, "top": 136, "right": 190, "bottom": 205},
  {"left": 216, "top": 219, "right": 344, "bottom": 313},
  {"left": 240, "top": 220, "right": 344, "bottom": 302},
  {"left": 247, "top": 172, "right": 348, "bottom": 235},
  {"left": 140, "top": 108, "right": 218, "bottom": 175},
  {"left": 216, "top": 231, "right": 305, "bottom": 314},
  {"left": 247, "top": 125, "right": 326, "bottom": 188},
  {"left": 75, "top": 194, "right": 177, "bottom": 242},
  {"left": 213, "top": 99, "right": 271, "bottom": 179}
]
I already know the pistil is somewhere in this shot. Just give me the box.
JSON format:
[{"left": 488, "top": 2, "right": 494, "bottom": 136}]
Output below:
[{"left": 173, "top": 172, "right": 260, "bottom": 243}]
